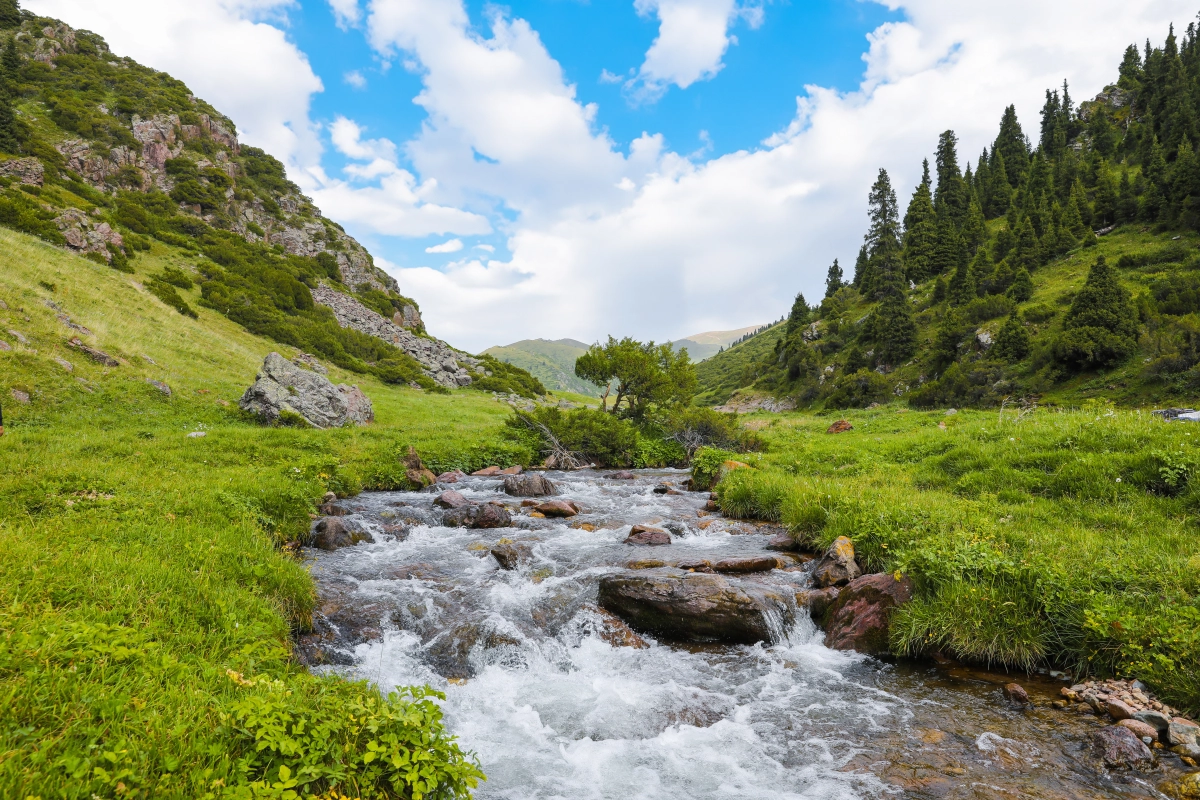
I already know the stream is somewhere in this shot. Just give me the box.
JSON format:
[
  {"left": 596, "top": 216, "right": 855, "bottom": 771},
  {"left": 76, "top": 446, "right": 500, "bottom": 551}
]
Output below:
[{"left": 299, "top": 469, "right": 1188, "bottom": 799}]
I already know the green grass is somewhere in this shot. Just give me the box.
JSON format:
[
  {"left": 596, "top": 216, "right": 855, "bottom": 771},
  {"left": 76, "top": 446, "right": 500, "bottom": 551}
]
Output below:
[
  {"left": 693, "top": 322, "right": 785, "bottom": 406},
  {"left": 710, "top": 404, "right": 1200, "bottom": 712},
  {"left": 0, "top": 228, "right": 519, "bottom": 798}
]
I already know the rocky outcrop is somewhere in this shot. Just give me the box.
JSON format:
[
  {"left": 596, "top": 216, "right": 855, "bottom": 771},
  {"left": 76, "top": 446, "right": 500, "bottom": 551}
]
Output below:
[
  {"left": 0, "top": 157, "right": 44, "bottom": 186},
  {"left": 713, "top": 392, "right": 797, "bottom": 414},
  {"left": 824, "top": 572, "right": 914, "bottom": 655},
  {"left": 68, "top": 337, "right": 119, "bottom": 367},
  {"left": 598, "top": 568, "right": 793, "bottom": 644},
  {"left": 310, "top": 285, "right": 476, "bottom": 388},
  {"left": 55, "top": 209, "right": 124, "bottom": 262},
  {"left": 239, "top": 352, "right": 374, "bottom": 428}
]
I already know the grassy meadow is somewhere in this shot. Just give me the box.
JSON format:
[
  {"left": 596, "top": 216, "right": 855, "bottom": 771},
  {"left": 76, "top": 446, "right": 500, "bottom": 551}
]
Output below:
[
  {"left": 712, "top": 404, "right": 1200, "bottom": 712},
  {"left": 0, "top": 227, "right": 519, "bottom": 798}
]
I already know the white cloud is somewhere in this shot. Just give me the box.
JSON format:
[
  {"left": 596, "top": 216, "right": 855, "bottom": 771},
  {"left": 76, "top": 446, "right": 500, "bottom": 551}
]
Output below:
[
  {"left": 475, "top": 244, "right": 496, "bottom": 252},
  {"left": 344, "top": 69, "right": 368, "bottom": 88},
  {"left": 330, "top": 116, "right": 397, "bottom": 161},
  {"left": 627, "top": 0, "right": 740, "bottom": 102},
  {"left": 329, "top": 0, "right": 362, "bottom": 28},
  {"left": 26, "top": 0, "right": 324, "bottom": 169},
  {"left": 426, "top": 238, "right": 464, "bottom": 253}
]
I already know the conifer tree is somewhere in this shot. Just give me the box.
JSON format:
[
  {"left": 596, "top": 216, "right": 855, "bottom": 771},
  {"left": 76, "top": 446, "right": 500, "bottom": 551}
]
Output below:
[
  {"left": 934, "top": 131, "right": 967, "bottom": 223},
  {"left": 1063, "top": 194, "right": 1087, "bottom": 241},
  {"left": 930, "top": 307, "right": 966, "bottom": 374},
  {"left": 992, "top": 311, "right": 1031, "bottom": 362},
  {"left": 852, "top": 244, "right": 870, "bottom": 291},
  {"left": 864, "top": 169, "right": 903, "bottom": 298},
  {"left": 902, "top": 180, "right": 937, "bottom": 282},
  {"left": 0, "top": 0, "right": 19, "bottom": 30},
  {"left": 962, "top": 197, "right": 987, "bottom": 255},
  {"left": 872, "top": 291, "right": 917, "bottom": 367},
  {"left": 785, "top": 293, "right": 810, "bottom": 337},
  {"left": 1054, "top": 256, "right": 1136, "bottom": 368},
  {"left": 993, "top": 105, "right": 1030, "bottom": 187},
  {"left": 1118, "top": 44, "right": 1143, "bottom": 89},
  {"left": 929, "top": 215, "right": 966, "bottom": 277},
  {"left": 1117, "top": 170, "right": 1139, "bottom": 222},
  {"left": 1007, "top": 267, "right": 1033, "bottom": 302},
  {"left": 824, "top": 259, "right": 844, "bottom": 298},
  {"left": 948, "top": 254, "right": 977, "bottom": 306},
  {"left": 1011, "top": 217, "right": 1042, "bottom": 273},
  {"left": 986, "top": 149, "right": 1013, "bottom": 217},
  {"left": 0, "top": 89, "right": 19, "bottom": 154},
  {"left": 2, "top": 36, "right": 16, "bottom": 84}
]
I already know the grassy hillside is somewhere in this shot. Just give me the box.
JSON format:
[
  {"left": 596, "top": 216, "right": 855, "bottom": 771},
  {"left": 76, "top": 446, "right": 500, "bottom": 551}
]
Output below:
[
  {"left": 693, "top": 321, "right": 785, "bottom": 405},
  {"left": 706, "top": 405, "right": 1200, "bottom": 713},
  {"left": 671, "top": 324, "right": 766, "bottom": 362},
  {"left": 484, "top": 338, "right": 600, "bottom": 396},
  {"left": 0, "top": 225, "right": 516, "bottom": 793}
]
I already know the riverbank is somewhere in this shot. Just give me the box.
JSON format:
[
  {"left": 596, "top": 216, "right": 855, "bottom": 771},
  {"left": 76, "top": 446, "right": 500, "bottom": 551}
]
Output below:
[{"left": 708, "top": 405, "right": 1200, "bottom": 715}]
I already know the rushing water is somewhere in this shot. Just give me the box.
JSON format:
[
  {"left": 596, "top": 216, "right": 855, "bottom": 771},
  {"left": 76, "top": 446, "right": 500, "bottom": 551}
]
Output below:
[{"left": 301, "top": 470, "right": 1189, "bottom": 799}]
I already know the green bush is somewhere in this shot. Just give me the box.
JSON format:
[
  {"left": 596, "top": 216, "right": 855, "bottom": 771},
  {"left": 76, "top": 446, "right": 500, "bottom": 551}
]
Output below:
[
  {"left": 506, "top": 407, "right": 639, "bottom": 467},
  {"left": 962, "top": 294, "right": 1015, "bottom": 323},
  {"left": 472, "top": 355, "right": 546, "bottom": 399},
  {"left": 690, "top": 446, "right": 736, "bottom": 491},
  {"left": 823, "top": 369, "right": 892, "bottom": 409},
  {"left": 0, "top": 189, "right": 65, "bottom": 244},
  {"left": 147, "top": 277, "right": 198, "bottom": 318}
]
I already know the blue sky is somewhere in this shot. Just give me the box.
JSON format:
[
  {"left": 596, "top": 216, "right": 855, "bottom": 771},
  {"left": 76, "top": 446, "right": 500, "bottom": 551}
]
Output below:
[{"left": 27, "top": 0, "right": 1199, "bottom": 351}]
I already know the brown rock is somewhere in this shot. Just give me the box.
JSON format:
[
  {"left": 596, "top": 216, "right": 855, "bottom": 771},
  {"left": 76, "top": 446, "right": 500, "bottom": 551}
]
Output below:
[
  {"left": 676, "top": 559, "right": 714, "bottom": 573},
  {"left": 598, "top": 568, "right": 793, "bottom": 644},
  {"left": 627, "top": 559, "right": 667, "bottom": 569},
  {"left": 503, "top": 474, "right": 557, "bottom": 497},
  {"left": 402, "top": 446, "right": 437, "bottom": 487},
  {"left": 812, "top": 536, "right": 861, "bottom": 588},
  {"left": 499, "top": 465, "right": 523, "bottom": 475},
  {"left": 1004, "top": 683, "right": 1030, "bottom": 705},
  {"left": 436, "top": 470, "right": 466, "bottom": 484},
  {"left": 824, "top": 572, "right": 914, "bottom": 655},
  {"left": 322, "top": 491, "right": 337, "bottom": 504},
  {"left": 0, "top": 340, "right": 10, "bottom": 352},
  {"left": 434, "top": 490, "right": 469, "bottom": 509},
  {"left": 442, "top": 503, "right": 513, "bottom": 529},
  {"left": 318, "top": 502, "right": 349, "bottom": 516},
  {"left": 704, "top": 500, "right": 720, "bottom": 512},
  {"left": 594, "top": 608, "right": 649, "bottom": 649},
  {"left": 797, "top": 586, "right": 840, "bottom": 623},
  {"left": 536, "top": 500, "right": 578, "bottom": 518},
  {"left": 1170, "top": 718, "right": 1200, "bottom": 747},
  {"left": 712, "top": 556, "right": 780, "bottom": 574},
  {"left": 625, "top": 525, "right": 671, "bottom": 546},
  {"left": 491, "top": 542, "right": 533, "bottom": 570},
  {"left": 1107, "top": 699, "right": 1135, "bottom": 721},
  {"left": 68, "top": 337, "right": 119, "bottom": 367},
  {"left": 609, "top": 471, "right": 637, "bottom": 480},
  {"left": 766, "top": 533, "right": 800, "bottom": 551},
  {"left": 1091, "top": 725, "right": 1153, "bottom": 770},
  {"left": 1117, "top": 719, "right": 1159, "bottom": 742},
  {"left": 311, "top": 517, "right": 372, "bottom": 551},
  {"left": 826, "top": 419, "right": 853, "bottom": 434},
  {"left": 473, "top": 466, "right": 502, "bottom": 476}
]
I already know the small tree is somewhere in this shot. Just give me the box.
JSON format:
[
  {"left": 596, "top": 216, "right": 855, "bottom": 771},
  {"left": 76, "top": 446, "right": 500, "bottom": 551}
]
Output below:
[
  {"left": 872, "top": 291, "right": 917, "bottom": 367},
  {"left": 1053, "top": 256, "right": 1137, "bottom": 369},
  {"left": 785, "top": 292, "right": 810, "bottom": 337},
  {"left": 824, "top": 259, "right": 843, "bottom": 298},
  {"left": 992, "top": 311, "right": 1030, "bottom": 362},
  {"left": 0, "top": 0, "right": 20, "bottom": 30},
  {"left": 575, "top": 336, "right": 696, "bottom": 418}
]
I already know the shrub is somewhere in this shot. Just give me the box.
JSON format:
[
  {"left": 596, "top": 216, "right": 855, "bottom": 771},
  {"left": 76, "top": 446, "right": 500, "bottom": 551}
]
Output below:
[
  {"left": 690, "top": 446, "right": 736, "bottom": 491},
  {"left": 472, "top": 355, "right": 546, "bottom": 399},
  {"left": 663, "top": 406, "right": 765, "bottom": 457},
  {"left": 506, "top": 407, "right": 640, "bottom": 467},
  {"left": 1116, "top": 242, "right": 1191, "bottom": 270},
  {"left": 147, "top": 277, "right": 198, "bottom": 318},
  {"left": 823, "top": 369, "right": 892, "bottom": 409},
  {"left": 1053, "top": 257, "right": 1136, "bottom": 370},
  {"left": 158, "top": 265, "right": 194, "bottom": 289},
  {"left": 962, "top": 294, "right": 1015, "bottom": 323}
]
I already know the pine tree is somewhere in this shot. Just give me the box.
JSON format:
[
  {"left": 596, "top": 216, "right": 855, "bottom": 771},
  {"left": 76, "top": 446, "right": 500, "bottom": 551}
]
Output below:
[
  {"left": 0, "top": 0, "right": 19, "bottom": 30},
  {"left": 0, "top": 90, "right": 19, "bottom": 154},
  {"left": 1011, "top": 217, "right": 1042, "bottom": 273},
  {"left": 864, "top": 169, "right": 903, "bottom": 298},
  {"left": 930, "top": 307, "right": 966, "bottom": 374},
  {"left": 873, "top": 291, "right": 917, "bottom": 367},
  {"left": 1054, "top": 256, "right": 1137, "bottom": 368},
  {"left": 986, "top": 149, "right": 1013, "bottom": 217},
  {"left": 962, "top": 197, "right": 987, "bottom": 255},
  {"left": 1063, "top": 194, "right": 1087, "bottom": 241},
  {"left": 2, "top": 36, "right": 17, "bottom": 84},
  {"left": 785, "top": 293, "right": 810, "bottom": 337},
  {"left": 992, "top": 311, "right": 1031, "bottom": 362},
  {"left": 1117, "top": 170, "right": 1139, "bottom": 222},
  {"left": 929, "top": 215, "right": 966, "bottom": 277},
  {"left": 1007, "top": 267, "right": 1033, "bottom": 302},
  {"left": 902, "top": 180, "right": 937, "bottom": 282},
  {"left": 852, "top": 244, "right": 870, "bottom": 291},
  {"left": 935, "top": 130, "right": 967, "bottom": 224},
  {"left": 948, "top": 253, "right": 977, "bottom": 306},
  {"left": 993, "top": 105, "right": 1029, "bottom": 187},
  {"left": 1118, "top": 44, "right": 1143, "bottom": 89},
  {"left": 824, "top": 259, "right": 844, "bottom": 298}
]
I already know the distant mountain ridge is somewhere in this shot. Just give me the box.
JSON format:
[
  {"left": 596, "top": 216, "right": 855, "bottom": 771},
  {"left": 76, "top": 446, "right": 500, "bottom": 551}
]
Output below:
[{"left": 672, "top": 324, "right": 773, "bottom": 361}]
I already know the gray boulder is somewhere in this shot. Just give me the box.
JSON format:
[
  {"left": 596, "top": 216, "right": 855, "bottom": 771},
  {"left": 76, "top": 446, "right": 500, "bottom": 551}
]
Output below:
[
  {"left": 503, "top": 474, "right": 557, "bottom": 497},
  {"left": 442, "top": 503, "right": 513, "bottom": 529},
  {"left": 598, "top": 568, "right": 793, "bottom": 644},
  {"left": 239, "top": 352, "right": 374, "bottom": 428},
  {"left": 1091, "top": 726, "right": 1153, "bottom": 770},
  {"left": 311, "top": 518, "right": 373, "bottom": 551}
]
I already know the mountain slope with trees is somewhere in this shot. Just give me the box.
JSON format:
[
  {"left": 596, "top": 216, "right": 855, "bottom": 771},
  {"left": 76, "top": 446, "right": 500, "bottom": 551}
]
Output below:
[{"left": 697, "top": 18, "right": 1200, "bottom": 410}]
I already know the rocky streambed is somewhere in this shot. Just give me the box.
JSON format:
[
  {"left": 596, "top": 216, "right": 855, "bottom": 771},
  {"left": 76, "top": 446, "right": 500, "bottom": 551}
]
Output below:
[{"left": 298, "top": 469, "right": 1199, "bottom": 799}]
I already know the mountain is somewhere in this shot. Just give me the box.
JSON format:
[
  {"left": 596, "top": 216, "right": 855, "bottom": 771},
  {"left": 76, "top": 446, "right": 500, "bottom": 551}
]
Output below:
[
  {"left": 0, "top": 12, "right": 543, "bottom": 397},
  {"left": 698, "top": 20, "right": 1200, "bottom": 411},
  {"left": 693, "top": 322, "right": 787, "bottom": 405},
  {"left": 484, "top": 338, "right": 601, "bottom": 396},
  {"left": 672, "top": 324, "right": 772, "bottom": 362}
]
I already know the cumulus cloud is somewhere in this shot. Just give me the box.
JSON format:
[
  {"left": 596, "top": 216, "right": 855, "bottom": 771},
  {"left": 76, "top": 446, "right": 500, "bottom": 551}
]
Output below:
[
  {"left": 329, "top": 0, "right": 362, "bottom": 28},
  {"left": 426, "top": 238, "right": 464, "bottom": 253},
  {"left": 627, "top": 0, "right": 741, "bottom": 101},
  {"left": 26, "top": 0, "right": 324, "bottom": 168},
  {"left": 344, "top": 69, "right": 368, "bottom": 88}
]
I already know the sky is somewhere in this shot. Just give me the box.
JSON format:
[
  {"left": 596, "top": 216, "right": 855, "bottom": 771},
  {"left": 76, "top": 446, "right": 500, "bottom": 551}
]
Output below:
[{"left": 24, "top": 0, "right": 1200, "bottom": 352}]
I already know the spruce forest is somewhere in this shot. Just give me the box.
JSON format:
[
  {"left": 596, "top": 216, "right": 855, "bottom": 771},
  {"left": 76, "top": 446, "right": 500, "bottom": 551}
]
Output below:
[{"left": 699, "top": 19, "right": 1200, "bottom": 411}]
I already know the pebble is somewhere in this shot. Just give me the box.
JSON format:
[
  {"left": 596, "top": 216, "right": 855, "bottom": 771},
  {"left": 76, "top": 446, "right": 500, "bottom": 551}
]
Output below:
[
  {"left": 187, "top": 431, "right": 206, "bottom": 438},
  {"left": 11, "top": 388, "right": 30, "bottom": 403},
  {"left": 1003, "top": 683, "right": 1029, "bottom": 705}
]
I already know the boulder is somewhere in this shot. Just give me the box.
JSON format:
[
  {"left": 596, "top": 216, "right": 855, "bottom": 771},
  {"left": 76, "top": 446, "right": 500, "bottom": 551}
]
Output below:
[
  {"left": 146, "top": 379, "right": 171, "bottom": 397},
  {"left": 11, "top": 389, "right": 29, "bottom": 404},
  {"left": 827, "top": 419, "right": 853, "bottom": 434},
  {"left": 625, "top": 525, "right": 671, "bottom": 546},
  {"left": 1171, "top": 718, "right": 1200, "bottom": 747},
  {"left": 1117, "top": 719, "right": 1159, "bottom": 743},
  {"left": 442, "top": 503, "right": 513, "bottom": 530},
  {"left": 499, "top": 465, "right": 523, "bottom": 475},
  {"left": 491, "top": 542, "right": 533, "bottom": 570},
  {"left": 503, "top": 474, "right": 557, "bottom": 497},
  {"left": 1091, "top": 725, "right": 1153, "bottom": 770},
  {"left": 598, "top": 568, "right": 793, "bottom": 644},
  {"left": 311, "top": 517, "right": 373, "bottom": 551},
  {"left": 593, "top": 608, "right": 649, "bottom": 649},
  {"left": 711, "top": 556, "right": 780, "bottom": 574},
  {"left": 402, "top": 446, "right": 437, "bottom": 488},
  {"left": 436, "top": 470, "right": 466, "bottom": 484},
  {"left": 1160, "top": 772, "right": 1200, "bottom": 800},
  {"left": 798, "top": 586, "right": 840, "bottom": 622},
  {"left": 68, "top": 337, "right": 119, "bottom": 367},
  {"left": 824, "top": 572, "right": 914, "bottom": 655},
  {"left": 318, "top": 502, "right": 349, "bottom": 516},
  {"left": 653, "top": 484, "right": 671, "bottom": 494},
  {"left": 434, "top": 491, "right": 469, "bottom": 509},
  {"left": 1106, "top": 699, "right": 1135, "bottom": 721},
  {"left": 472, "top": 466, "right": 502, "bottom": 477},
  {"left": 536, "top": 500, "right": 578, "bottom": 518},
  {"left": 239, "top": 353, "right": 373, "bottom": 428},
  {"left": 812, "top": 536, "right": 861, "bottom": 588},
  {"left": 1132, "top": 709, "right": 1172, "bottom": 734},
  {"left": 766, "top": 533, "right": 800, "bottom": 551},
  {"left": 610, "top": 471, "right": 637, "bottom": 480}
]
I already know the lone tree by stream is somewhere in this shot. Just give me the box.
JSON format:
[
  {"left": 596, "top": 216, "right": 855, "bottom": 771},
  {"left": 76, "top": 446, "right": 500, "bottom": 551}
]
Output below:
[{"left": 574, "top": 336, "right": 697, "bottom": 418}]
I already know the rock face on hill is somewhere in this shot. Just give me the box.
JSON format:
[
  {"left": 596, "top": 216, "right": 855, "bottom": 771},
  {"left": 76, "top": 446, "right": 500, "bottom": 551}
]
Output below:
[
  {"left": 239, "top": 353, "right": 374, "bottom": 428},
  {"left": 310, "top": 285, "right": 477, "bottom": 388}
]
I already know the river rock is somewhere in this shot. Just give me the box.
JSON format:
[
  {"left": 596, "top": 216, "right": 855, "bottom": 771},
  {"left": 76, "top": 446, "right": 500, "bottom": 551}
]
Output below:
[
  {"left": 593, "top": 608, "right": 648, "bottom": 649},
  {"left": 312, "top": 517, "right": 372, "bottom": 551},
  {"left": 1133, "top": 709, "right": 1171, "bottom": 733},
  {"left": 1171, "top": 719, "right": 1200, "bottom": 747},
  {"left": 443, "top": 503, "right": 513, "bottom": 529},
  {"left": 766, "top": 533, "right": 800, "bottom": 551},
  {"left": 1003, "top": 683, "right": 1030, "bottom": 705},
  {"left": 434, "top": 490, "right": 469, "bottom": 509},
  {"left": 824, "top": 572, "right": 914, "bottom": 654},
  {"left": 318, "top": 502, "right": 349, "bottom": 516},
  {"left": 499, "top": 465, "right": 523, "bottom": 475},
  {"left": 503, "top": 474, "right": 556, "bottom": 497},
  {"left": 402, "top": 446, "right": 437, "bottom": 488},
  {"left": 801, "top": 586, "right": 840, "bottom": 623},
  {"left": 812, "top": 536, "right": 861, "bottom": 588},
  {"left": 491, "top": 542, "right": 533, "bottom": 570},
  {"left": 1091, "top": 725, "right": 1153, "bottom": 769},
  {"left": 239, "top": 352, "right": 373, "bottom": 428},
  {"left": 1107, "top": 699, "right": 1135, "bottom": 720},
  {"left": 827, "top": 419, "right": 853, "bottom": 434},
  {"left": 1117, "top": 719, "right": 1159, "bottom": 742},
  {"left": 536, "top": 500, "right": 578, "bottom": 518},
  {"left": 625, "top": 525, "right": 671, "bottom": 546},
  {"left": 1161, "top": 772, "right": 1200, "bottom": 800},
  {"left": 473, "top": 466, "right": 502, "bottom": 476},
  {"left": 610, "top": 471, "right": 637, "bottom": 480},
  {"left": 598, "top": 568, "right": 793, "bottom": 645},
  {"left": 712, "top": 556, "right": 780, "bottom": 574},
  {"left": 436, "top": 470, "right": 466, "bottom": 484}
]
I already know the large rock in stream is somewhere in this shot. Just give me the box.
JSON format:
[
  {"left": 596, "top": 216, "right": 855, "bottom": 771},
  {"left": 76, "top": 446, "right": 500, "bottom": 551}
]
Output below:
[
  {"left": 598, "top": 568, "right": 793, "bottom": 645},
  {"left": 239, "top": 352, "right": 374, "bottom": 428},
  {"left": 824, "top": 572, "right": 914, "bottom": 655}
]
